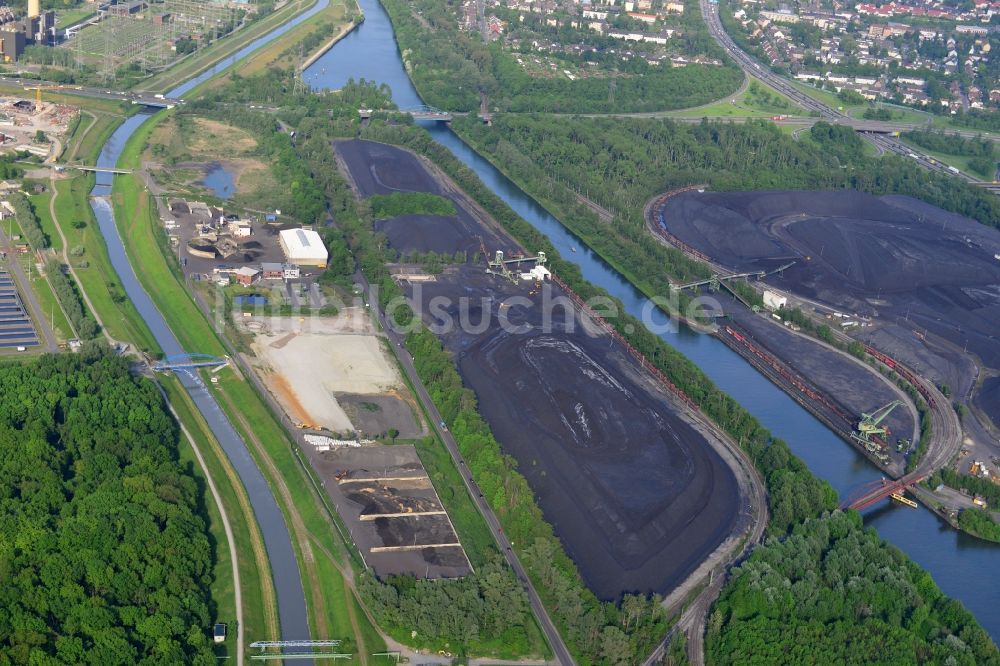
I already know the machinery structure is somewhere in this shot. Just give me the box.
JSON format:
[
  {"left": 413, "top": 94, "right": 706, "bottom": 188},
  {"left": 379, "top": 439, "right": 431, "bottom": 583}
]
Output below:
[
  {"left": 851, "top": 399, "right": 901, "bottom": 451},
  {"left": 480, "top": 236, "right": 548, "bottom": 284},
  {"left": 671, "top": 261, "right": 796, "bottom": 311}
]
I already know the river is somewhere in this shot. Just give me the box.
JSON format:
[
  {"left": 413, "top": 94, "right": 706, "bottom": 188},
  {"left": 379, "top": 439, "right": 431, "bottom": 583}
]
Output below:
[
  {"left": 305, "top": 0, "right": 1000, "bottom": 641},
  {"left": 87, "top": 0, "right": 335, "bottom": 642}
]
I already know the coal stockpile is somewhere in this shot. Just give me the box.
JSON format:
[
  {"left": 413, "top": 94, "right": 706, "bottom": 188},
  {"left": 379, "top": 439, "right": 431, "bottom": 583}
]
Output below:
[
  {"left": 717, "top": 293, "right": 915, "bottom": 474},
  {"left": 407, "top": 267, "right": 739, "bottom": 600},
  {"left": 336, "top": 140, "right": 508, "bottom": 255},
  {"left": 661, "top": 190, "right": 1000, "bottom": 426},
  {"left": 338, "top": 140, "right": 741, "bottom": 600}
]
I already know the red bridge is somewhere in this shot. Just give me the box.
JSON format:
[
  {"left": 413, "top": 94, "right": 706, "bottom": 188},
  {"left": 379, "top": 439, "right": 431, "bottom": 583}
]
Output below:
[{"left": 841, "top": 473, "right": 924, "bottom": 511}]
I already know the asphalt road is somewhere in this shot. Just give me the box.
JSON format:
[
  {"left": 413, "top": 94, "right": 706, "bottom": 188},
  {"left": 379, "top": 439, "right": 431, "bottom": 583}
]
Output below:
[
  {"left": 0, "top": 75, "right": 178, "bottom": 108},
  {"left": 355, "top": 271, "right": 574, "bottom": 666}
]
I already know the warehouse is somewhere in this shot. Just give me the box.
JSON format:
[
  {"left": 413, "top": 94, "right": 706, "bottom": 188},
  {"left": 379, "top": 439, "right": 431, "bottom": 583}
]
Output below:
[{"left": 278, "top": 228, "right": 328, "bottom": 268}]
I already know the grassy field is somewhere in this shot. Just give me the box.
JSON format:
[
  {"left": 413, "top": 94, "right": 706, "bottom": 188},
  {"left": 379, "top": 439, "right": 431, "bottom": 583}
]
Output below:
[
  {"left": 55, "top": 6, "right": 97, "bottom": 29},
  {"left": 227, "top": 0, "right": 351, "bottom": 78},
  {"left": 898, "top": 137, "right": 994, "bottom": 179},
  {"left": 669, "top": 77, "right": 803, "bottom": 118}
]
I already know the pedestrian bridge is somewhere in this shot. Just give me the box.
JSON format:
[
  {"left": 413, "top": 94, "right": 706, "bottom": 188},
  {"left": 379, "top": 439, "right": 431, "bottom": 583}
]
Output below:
[{"left": 152, "top": 353, "right": 229, "bottom": 371}]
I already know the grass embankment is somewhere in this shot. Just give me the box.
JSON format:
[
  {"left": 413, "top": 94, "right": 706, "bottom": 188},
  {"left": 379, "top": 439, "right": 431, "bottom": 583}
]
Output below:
[
  {"left": 55, "top": 6, "right": 96, "bottom": 28},
  {"left": 139, "top": 0, "right": 322, "bottom": 95},
  {"left": 669, "top": 77, "right": 803, "bottom": 118},
  {"left": 112, "top": 110, "right": 387, "bottom": 658},
  {"left": 898, "top": 137, "right": 992, "bottom": 180},
  {"left": 22, "top": 190, "right": 73, "bottom": 339},
  {"left": 227, "top": 0, "right": 352, "bottom": 79},
  {"left": 161, "top": 373, "right": 278, "bottom": 659}
]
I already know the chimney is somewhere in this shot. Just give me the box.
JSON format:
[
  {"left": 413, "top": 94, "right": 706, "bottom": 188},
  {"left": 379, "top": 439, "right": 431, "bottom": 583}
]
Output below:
[{"left": 28, "top": 0, "right": 40, "bottom": 18}]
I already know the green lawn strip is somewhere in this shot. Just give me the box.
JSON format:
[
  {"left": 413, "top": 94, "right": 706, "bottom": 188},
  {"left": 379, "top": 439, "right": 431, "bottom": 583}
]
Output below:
[
  {"left": 75, "top": 112, "right": 127, "bottom": 164},
  {"left": 789, "top": 80, "right": 863, "bottom": 115},
  {"left": 111, "top": 114, "right": 226, "bottom": 355},
  {"left": 28, "top": 188, "right": 62, "bottom": 252},
  {"left": 29, "top": 263, "right": 72, "bottom": 341},
  {"left": 227, "top": 0, "right": 349, "bottom": 79},
  {"left": 898, "top": 137, "right": 992, "bottom": 179},
  {"left": 139, "top": 0, "right": 320, "bottom": 95},
  {"left": 161, "top": 373, "right": 277, "bottom": 659},
  {"left": 56, "top": 7, "right": 96, "bottom": 28},
  {"left": 53, "top": 176, "right": 161, "bottom": 352}
]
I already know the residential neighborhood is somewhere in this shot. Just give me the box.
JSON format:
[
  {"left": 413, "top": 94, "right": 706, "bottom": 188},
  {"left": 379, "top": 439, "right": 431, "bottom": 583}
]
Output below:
[{"left": 726, "top": 0, "right": 1000, "bottom": 111}]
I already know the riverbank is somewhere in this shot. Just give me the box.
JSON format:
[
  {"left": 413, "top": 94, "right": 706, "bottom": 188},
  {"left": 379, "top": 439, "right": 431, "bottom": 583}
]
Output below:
[{"left": 138, "top": 0, "right": 322, "bottom": 94}]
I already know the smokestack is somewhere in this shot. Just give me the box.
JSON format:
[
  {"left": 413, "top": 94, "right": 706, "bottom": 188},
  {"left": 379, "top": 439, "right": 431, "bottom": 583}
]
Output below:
[{"left": 28, "top": 0, "right": 40, "bottom": 18}]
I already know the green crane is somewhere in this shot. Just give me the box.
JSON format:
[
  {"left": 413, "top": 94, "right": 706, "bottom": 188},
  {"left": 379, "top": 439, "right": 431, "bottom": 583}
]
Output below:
[{"left": 851, "top": 399, "right": 901, "bottom": 450}]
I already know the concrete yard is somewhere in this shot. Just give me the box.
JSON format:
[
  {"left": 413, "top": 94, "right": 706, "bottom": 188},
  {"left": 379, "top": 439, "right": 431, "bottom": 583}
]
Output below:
[
  {"left": 337, "top": 139, "right": 743, "bottom": 601},
  {"left": 660, "top": 190, "right": 1000, "bottom": 432},
  {"left": 246, "top": 308, "right": 421, "bottom": 437},
  {"left": 309, "top": 445, "right": 472, "bottom": 579}
]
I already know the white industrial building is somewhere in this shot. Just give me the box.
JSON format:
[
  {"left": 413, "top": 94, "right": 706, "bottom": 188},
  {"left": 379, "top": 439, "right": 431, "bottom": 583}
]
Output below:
[
  {"left": 278, "top": 228, "right": 328, "bottom": 268},
  {"left": 763, "top": 289, "right": 787, "bottom": 311}
]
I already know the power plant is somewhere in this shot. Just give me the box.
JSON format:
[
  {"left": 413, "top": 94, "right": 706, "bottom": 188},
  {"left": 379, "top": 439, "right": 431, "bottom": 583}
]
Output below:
[{"left": 0, "top": 0, "right": 55, "bottom": 62}]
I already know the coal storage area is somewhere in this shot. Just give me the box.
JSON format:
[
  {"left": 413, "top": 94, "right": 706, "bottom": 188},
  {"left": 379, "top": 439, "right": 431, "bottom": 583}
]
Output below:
[
  {"left": 406, "top": 267, "right": 740, "bottom": 599},
  {"left": 337, "top": 139, "right": 507, "bottom": 256},
  {"left": 335, "top": 139, "right": 743, "bottom": 600},
  {"left": 661, "top": 189, "right": 1000, "bottom": 427}
]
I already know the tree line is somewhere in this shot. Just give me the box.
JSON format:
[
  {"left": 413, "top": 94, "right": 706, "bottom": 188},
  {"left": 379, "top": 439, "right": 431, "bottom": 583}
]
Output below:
[
  {"left": 0, "top": 348, "right": 217, "bottom": 664},
  {"left": 45, "top": 259, "right": 99, "bottom": 339},
  {"left": 9, "top": 192, "right": 48, "bottom": 250},
  {"left": 367, "top": 192, "right": 456, "bottom": 219}
]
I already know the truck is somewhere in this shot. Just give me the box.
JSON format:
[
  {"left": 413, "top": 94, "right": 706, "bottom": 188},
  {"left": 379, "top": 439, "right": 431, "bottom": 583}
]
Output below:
[{"left": 948, "top": 165, "right": 960, "bottom": 174}]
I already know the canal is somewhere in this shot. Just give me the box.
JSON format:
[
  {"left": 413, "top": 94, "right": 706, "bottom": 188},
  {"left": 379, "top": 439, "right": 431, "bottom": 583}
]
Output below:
[
  {"left": 305, "top": 0, "right": 1000, "bottom": 641},
  {"left": 87, "top": 0, "right": 335, "bottom": 641}
]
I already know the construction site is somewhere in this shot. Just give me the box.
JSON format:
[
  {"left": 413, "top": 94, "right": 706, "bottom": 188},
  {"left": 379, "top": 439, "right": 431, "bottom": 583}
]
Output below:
[
  {"left": 337, "top": 138, "right": 747, "bottom": 600},
  {"left": 0, "top": 95, "right": 75, "bottom": 161},
  {"left": 241, "top": 306, "right": 424, "bottom": 439},
  {"left": 651, "top": 188, "right": 1000, "bottom": 491}
]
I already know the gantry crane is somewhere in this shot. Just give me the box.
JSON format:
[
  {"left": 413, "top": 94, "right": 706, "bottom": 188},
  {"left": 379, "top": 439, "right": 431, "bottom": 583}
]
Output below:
[
  {"left": 23, "top": 84, "right": 83, "bottom": 106},
  {"left": 851, "top": 399, "right": 901, "bottom": 450}
]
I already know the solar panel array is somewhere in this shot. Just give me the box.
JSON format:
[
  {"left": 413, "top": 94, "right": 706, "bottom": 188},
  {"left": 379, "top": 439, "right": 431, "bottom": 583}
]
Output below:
[{"left": 0, "top": 270, "right": 38, "bottom": 349}]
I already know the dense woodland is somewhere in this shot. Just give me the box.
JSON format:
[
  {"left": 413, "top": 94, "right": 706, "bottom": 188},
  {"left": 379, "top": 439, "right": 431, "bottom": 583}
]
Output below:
[
  {"left": 379, "top": 0, "right": 743, "bottom": 113},
  {"left": 707, "top": 512, "right": 999, "bottom": 665},
  {"left": 192, "top": 73, "right": 999, "bottom": 663},
  {"left": 0, "top": 349, "right": 216, "bottom": 664}
]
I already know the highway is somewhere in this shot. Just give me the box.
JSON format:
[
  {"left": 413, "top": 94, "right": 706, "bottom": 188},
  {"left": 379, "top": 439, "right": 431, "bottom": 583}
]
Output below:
[
  {"left": 698, "top": 0, "right": 990, "bottom": 187},
  {"left": 357, "top": 269, "right": 575, "bottom": 666},
  {"left": 0, "top": 75, "right": 179, "bottom": 107}
]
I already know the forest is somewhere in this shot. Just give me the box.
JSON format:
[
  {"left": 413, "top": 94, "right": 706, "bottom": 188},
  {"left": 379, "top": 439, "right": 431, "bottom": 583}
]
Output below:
[
  {"left": 45, "top": 259, "right": 99, "bottom": 339},
  {"left": 706, "top": 512, "right": 999, "bottom": 665},
  {"left": 9, "top": 192, "right": 48, "bottom": 250},
  {"left": 378, "top": 0, "right": 743, "bottom": 113},
  {"left": 0, "top": 348, "right": 216, "bottom": 664}
]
